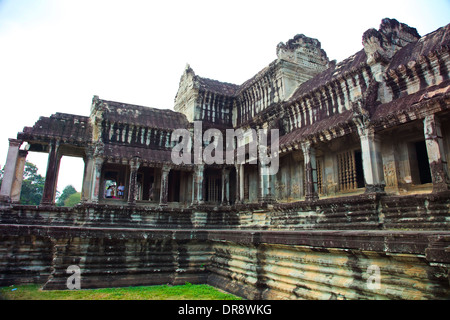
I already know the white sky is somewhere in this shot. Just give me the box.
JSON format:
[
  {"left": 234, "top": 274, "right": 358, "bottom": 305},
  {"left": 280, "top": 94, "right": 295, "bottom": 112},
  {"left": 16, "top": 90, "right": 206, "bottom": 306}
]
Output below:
[{"left": 0, "top": 0, "right": 449, "bottom": 193}]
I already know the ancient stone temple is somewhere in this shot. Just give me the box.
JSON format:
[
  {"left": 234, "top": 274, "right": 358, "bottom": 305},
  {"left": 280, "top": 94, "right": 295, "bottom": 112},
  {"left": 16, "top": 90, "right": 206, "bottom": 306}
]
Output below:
[{"left": 1, "top": 18, "right": 449, "bottom": 300}]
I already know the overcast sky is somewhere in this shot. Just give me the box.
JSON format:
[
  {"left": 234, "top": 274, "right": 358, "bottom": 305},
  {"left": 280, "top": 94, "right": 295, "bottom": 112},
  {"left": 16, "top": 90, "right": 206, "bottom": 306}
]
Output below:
[{"left": 0, "top": 0, "right": 449, "bottom": 194}]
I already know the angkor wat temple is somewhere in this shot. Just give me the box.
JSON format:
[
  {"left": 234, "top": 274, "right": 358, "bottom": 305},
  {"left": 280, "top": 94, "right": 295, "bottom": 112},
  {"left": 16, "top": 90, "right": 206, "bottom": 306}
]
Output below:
[{"left": 1, "top": 18, "right": 449, "bottom": 299}]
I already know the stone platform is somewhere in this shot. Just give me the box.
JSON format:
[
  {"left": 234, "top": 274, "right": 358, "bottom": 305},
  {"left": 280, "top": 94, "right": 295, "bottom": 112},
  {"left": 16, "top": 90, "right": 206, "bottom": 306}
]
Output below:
[{"left": 1, "top": 192, "right": 449, "bottom": 300}]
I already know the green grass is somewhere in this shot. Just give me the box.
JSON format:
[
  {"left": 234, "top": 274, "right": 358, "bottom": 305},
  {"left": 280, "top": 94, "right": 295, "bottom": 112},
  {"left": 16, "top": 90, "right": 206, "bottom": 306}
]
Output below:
[{"left": 0, "top": 283, "right": 242, "bottom": 300}]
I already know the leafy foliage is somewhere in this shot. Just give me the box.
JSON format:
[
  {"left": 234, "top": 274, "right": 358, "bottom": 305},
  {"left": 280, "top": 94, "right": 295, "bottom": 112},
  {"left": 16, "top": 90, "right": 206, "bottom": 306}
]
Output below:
[
  {"left": 20, "top": 161, "right": 45, "bottom": 206},
  {"left": 57, "top": 185, "right": 77, "bottom": 207},
  {"left": 64, "top": 192, "right": 81, "bottom": 207}
]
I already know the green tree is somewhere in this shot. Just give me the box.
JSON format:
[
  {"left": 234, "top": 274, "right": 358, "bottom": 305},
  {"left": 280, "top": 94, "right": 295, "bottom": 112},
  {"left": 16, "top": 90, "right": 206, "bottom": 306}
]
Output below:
[
  {"left": 64, "top": 192, "right": 81, "bottom": 207},
  {"left": 20, "top": 161, "right": 45, "bottom": 205},
  {"left": 57, "top": 185, "right": 77, "bottom": 207}
]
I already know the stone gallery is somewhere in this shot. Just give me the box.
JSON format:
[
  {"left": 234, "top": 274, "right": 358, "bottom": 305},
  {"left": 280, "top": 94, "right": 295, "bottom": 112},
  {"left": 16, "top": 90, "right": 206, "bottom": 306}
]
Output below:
[{"left": 0, "top": 18, "right": 449, "bottom": 299}]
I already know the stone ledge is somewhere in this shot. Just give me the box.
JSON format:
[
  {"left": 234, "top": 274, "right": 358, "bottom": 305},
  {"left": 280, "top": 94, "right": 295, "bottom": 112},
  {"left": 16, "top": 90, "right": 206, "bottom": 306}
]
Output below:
[
  {"left": 1, "top": 224, "right": 449, "bottom": 263},
  {"left": 1, "top": 223, "right": 449, "bottom": 298},
  {"left": 2, "top": 190, "right": 449, "bottom": 231}
]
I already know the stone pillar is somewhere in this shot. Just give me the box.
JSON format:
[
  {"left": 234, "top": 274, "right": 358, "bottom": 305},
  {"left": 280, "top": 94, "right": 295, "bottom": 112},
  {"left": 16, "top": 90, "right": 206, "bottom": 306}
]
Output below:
[
  {"left": 202, "top": 168, "right": 207, "bottom": 203},
  {"left": 128, "top": 160, "right": 141, "bottom": 205},
  {"left": 221, "top": 167, "right": 229, "bottom": 205},
  {"left": 10, "top": 150, "right": 28, "bottom": 203},
  {"left": 192, "top": 164, "right": 204, "bottom": 205},
  {"left": 301, "top": 141, "right": 319, "bottom": 201},
  {"left": 235, "top": 164, "right": 241, "bottom": 204},
  {"left": 424, "top": 114, "right": 450, "bottom": 192},
  {"left": 256, "top": 127, "right": 264, "bottom": 203},
  {"left": 356, "top": 123, "right": 385, "bottom": 193},
  {"left": 41, "top": 140, "right": 61, "bottom": 205},
  {"left": 159, "top": 165, "right": 171, "bottom": 206},
  {"left": 81, "top": 146, "right": 95, "bottom": 202},
  {"left": 191, "top": 170, "right": 196, "bottom": 205},
  {"left": 0, "top": 139, "right": 23, "bottom": 203},
  {"left": 257, "top": 162, "right": 264, "bottom": 203},
  {"left": 90, "top": 157, "right": 104, "bottom": 203},
  {"left": 264, "top": 165, "right": 275, "bottom": 203},
  {"left": 239, "top": 164, "right": 245, "bottom": 203}
]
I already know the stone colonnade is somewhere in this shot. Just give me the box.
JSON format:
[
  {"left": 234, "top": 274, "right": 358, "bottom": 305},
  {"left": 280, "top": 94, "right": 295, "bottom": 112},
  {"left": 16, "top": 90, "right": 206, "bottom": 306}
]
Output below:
[
  {"left": 274, "top": 113, "right": 450, "bottom": 201},
  {"left": 0, "top": 139, "right": 65, "bottom": 206},
  {"left": 1, "top": 113, "right": 449, "bottom": 206}
]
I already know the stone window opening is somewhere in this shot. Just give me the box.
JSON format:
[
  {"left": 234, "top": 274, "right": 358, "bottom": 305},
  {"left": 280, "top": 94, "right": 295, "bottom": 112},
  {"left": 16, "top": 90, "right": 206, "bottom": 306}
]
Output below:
[
  {"left": 415, "top": 140, "right": 432, "bottom": 184},
  {"left": 242, "top": 164, "right": 258, "bottom": 203},
  {"left": 316, "top": 158, "right": 324, "bottom": 195},
  {"left": 167, "top": 170, "right": 181, "bottom": 202},
  {"left": 302, "top": 157, "right": 324, "bottom": 197},
  {"left": 103, "top": 171, "right": 122, "bottom": 200},
  {"left": 337, "top": 149, "right": 365, "bottom": 192},
  {"left": 411, "top": 140, "right": 432, "bottom": 185},
  {"left": 136, "top": 167, "right": 157, "bottom": 202},
  {"left": 204, "top": 168, "right": 222, "bottom": 204},
  {"left": 135, "top": 173, "right": 143, "bottom": 201},
  {"left": 101, "top": 165, "right": 129, "bottom": 201}
]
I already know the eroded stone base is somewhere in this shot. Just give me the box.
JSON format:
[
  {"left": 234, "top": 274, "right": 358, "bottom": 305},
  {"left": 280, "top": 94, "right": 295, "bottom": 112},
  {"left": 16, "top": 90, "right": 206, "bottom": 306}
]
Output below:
[{"left": 0, "top": 224, "right": 449, "bottom": 299}]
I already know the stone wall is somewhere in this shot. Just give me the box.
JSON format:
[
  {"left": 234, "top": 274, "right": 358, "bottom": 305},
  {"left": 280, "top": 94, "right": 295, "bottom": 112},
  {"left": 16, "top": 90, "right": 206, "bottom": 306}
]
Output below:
[
  {"left": 1, "top": 224, "right": 448, "bottom": 299},
  {"left": 0, "top": 229, "right": 53, "bottom": 286},
  {"left": 208, "top": 232, "right": 450, "bottom": 300},
  {"left": 1, "top": 192, "right": 449, "bottom": 299},
  {"left": 0, "top": 225, "right": 211, "bottom": 289},
  {"left": 2, "top": 192, "right": 449, "bottom": 230}
]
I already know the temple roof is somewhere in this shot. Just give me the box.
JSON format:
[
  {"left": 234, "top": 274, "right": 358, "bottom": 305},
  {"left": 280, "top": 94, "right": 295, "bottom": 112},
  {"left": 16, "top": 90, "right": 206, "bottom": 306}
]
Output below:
[
  {"left": 279, "top": 110, "right": 354, "bottom": 148},
  {"left": 370, "top": 79, "right": 450, "bottom": 127},
  {"left": 387, "top": 23, "right": 450, "bottom": 71},
  {"left": 196, "top": 75, "right": 239, "bottom": 96},
  {"left": 103, "top": 143, "right": 174, "bottom": 164},
  {"left": 98, "top": 99, "right": 190, "bottom": 130},
  {"left": 288, "top": 50, "right": 368, "bottom": 102},
  {"left": 18, "top": 113, "right": 92, "bottom": 145}
]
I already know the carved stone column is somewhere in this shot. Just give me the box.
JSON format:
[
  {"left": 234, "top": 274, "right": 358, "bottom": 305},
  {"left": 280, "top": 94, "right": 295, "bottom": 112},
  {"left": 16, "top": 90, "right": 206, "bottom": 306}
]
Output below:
[
  {"left": 90, "top": 157, "right": 104, "bottom": 203},
  {"left": 0, "top": 139, "right": 23, "bottom": 203},
  {"left": 355, "top": 121, "right": 385, "bottom": 193},
  {"left": 159, "top": 165, "right": 171, "bottom": 206},
  {"left": 301, "top": 141, "right": 319, "bottom": 201},
  {"left": 257, "top": 162, "right": 265, "bottom": 204},
  {"left": 81, "top": 145, "right": 95, "bottom": 202},
  {"left": 10, "top": 150, "right": 28, "bottom": 203},
  {"left": 257, "top": 163, "right": 268, "bottom": 204},
  {"left": 235, "top": 164, "right": 241, "bottom": 204},
  {"left": 424, "top": 114, "right": 450, "bottom": 192},
  {"left": 264, "top": 165, "right": 275, "bottom": 204},
  {"left": 192, "top": 164, "right": 204, "bottom": 205},
  {"left": 256, "top": 127, "right": 264, "bottom": 203},
  {"left": 221, "top": 167, "right": 229, "bottom": 205},
  {"left": 41, "top": 140, "right": 62, "bottom": 205},
  {"left": 128, "top": 160, "right": 141, "bottom": 205},
  {"left": 239, "top": 164, "right": 245, "bottom": 203}
]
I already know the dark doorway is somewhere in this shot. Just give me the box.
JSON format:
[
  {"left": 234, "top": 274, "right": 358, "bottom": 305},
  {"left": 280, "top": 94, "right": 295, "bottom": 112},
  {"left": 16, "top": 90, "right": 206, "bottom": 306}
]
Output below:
[
  {"left": 205, "top": 168, "right": 222, "bottom": 203},
  {"left": 415, "top": 141, "right": 432, "bottom": 184},
  {"left": 137, "top": 167, "right": 155, "bottom": 201},
  {"left": 168, "top": 170, "right": 180, "bottom": 202},
  {"left": 354, "top": 150, "right": 365, "bottom": 188}
]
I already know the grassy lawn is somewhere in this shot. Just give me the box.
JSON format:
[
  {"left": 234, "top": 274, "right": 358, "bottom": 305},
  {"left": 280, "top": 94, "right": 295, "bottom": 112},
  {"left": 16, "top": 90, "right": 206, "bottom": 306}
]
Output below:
[{"left": 0, "top": 283, "right": 242, "bottom": 300}]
